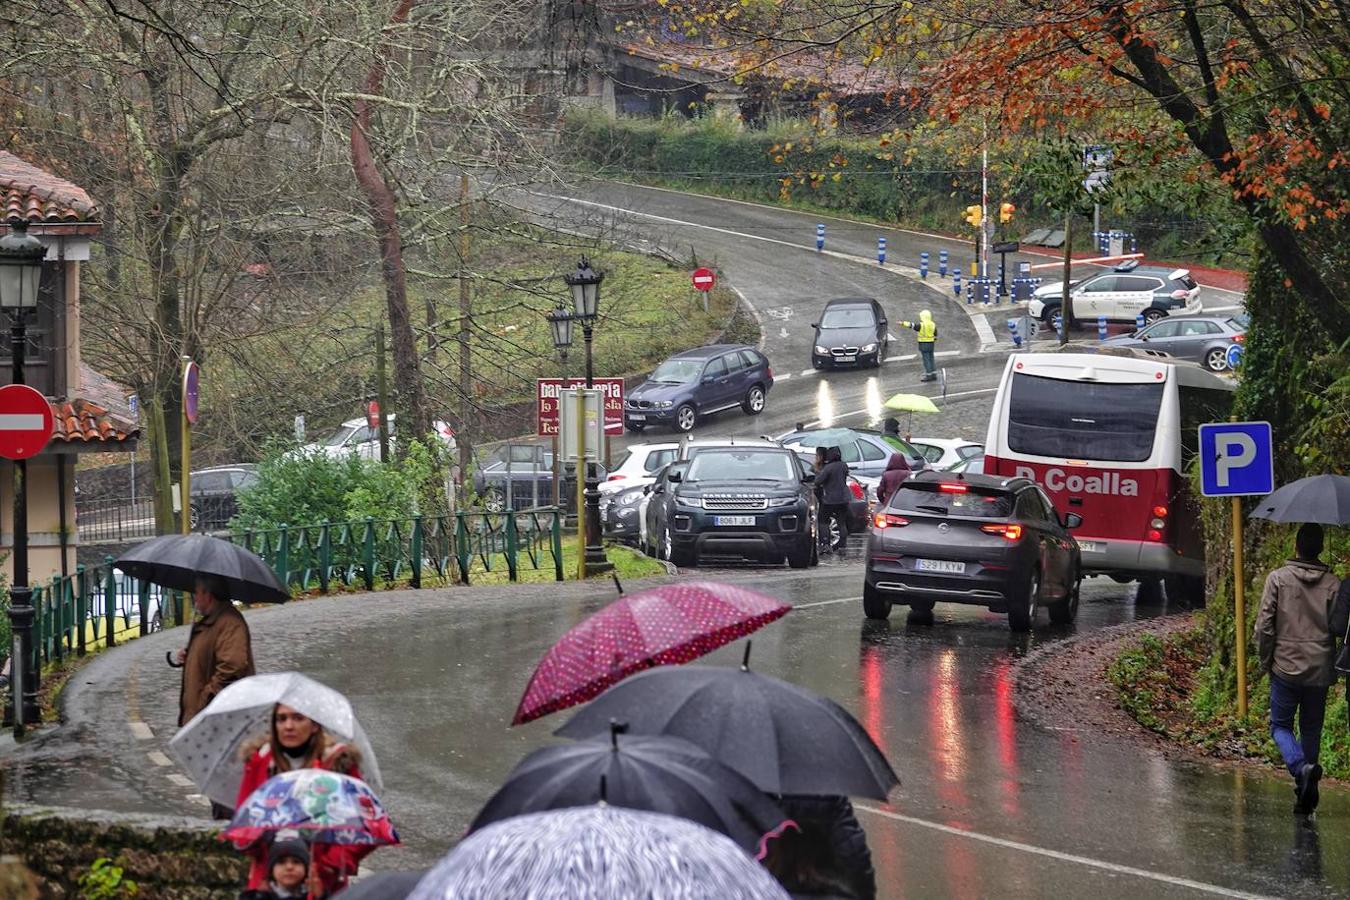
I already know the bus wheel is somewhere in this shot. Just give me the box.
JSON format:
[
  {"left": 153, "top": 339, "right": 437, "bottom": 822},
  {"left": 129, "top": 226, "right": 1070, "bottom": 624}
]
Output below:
[
  {"left": 1135, "top": 578, "right": 1165, "bottom": 605},
  {"left": 1165, "top": 574, "right": 1206, "bottom": 608}
]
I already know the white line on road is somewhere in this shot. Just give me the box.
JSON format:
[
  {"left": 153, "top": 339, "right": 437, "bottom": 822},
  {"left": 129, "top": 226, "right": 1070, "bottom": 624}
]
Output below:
[
  {"left": 934, "top": 350, "right": 961, "bottom": 357},
  {"left": 799, "top": 369, "right": 819, "bottom": 377},
  {"left": 794, "top": 596, "right": 861, "bottom": 610},
  {"left": 802, "top": 386, "right": 998, "bottom": 429},
  {"left": 148, "top": 750, "right": 173, "bottom": 767},
  {"left": 128, "top": 720, "right": 153, "bottom": 740},
  {"left": 885, "top": 354, "right": 917, "bottom": 364},
  {"left": 970, "top": 315, "right": 997, "bottom": 346},
  {"left": 776, "top": 373, "right": 791, "bottom": 381},
  {"left": 854, "top": 805, "right": 1275, "bottom": 899},
  {"left": 167, "top": 773, "right": 193, "bottom": 787}
]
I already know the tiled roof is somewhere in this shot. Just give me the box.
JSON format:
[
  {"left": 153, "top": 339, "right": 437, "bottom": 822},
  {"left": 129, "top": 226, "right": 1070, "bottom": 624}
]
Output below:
[
  {"left": 0, "top": 151, "right": 100, "bottom": 230},
  {"left": 51, "top": 398, "right": 138, "bottom": 444}
]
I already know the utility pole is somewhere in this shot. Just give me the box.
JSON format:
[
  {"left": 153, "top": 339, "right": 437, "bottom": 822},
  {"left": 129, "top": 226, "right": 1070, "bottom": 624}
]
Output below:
[
  {"left": 457, "top": 172, "right": 472, "bottom": 492},
  {"left": 980, "top": 118, "right": 989, "bottom": 279}
]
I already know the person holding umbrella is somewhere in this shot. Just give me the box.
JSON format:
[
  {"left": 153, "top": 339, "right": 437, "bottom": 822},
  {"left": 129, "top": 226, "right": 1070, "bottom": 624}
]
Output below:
[{"left": 174, "top": 575, "right": 256, "bottom": 730}]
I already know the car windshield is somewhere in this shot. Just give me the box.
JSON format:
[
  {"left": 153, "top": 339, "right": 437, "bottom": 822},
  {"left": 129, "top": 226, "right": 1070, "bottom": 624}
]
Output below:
[
  {"left": 878, "top": 434, "right": 925, "bottom": 465},
  {"left": 820, "top": 307, "right": 875, "bottom": 328},
  {"left": 891, "top": 484, "right": 1012, "bottom": 517},
  {"left": 323, "top": 425, "right": 359, "bottom": 447},
  {"left": 1227, "top": 314, "right": 1249, "bottom": 330},
  {"left": 649, "top": 358, "right": 704, "bottom": 383},
  {"left": 1008, "top": 372, "right": 1162, "bottom": 462},
  {"left": 687, "top": 450, "right": 796, "bottom": 482}
]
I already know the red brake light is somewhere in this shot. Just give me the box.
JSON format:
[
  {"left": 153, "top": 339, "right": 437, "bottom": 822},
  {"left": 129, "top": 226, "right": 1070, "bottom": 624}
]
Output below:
[
  {"left": 938, "top": 483, "right": 968, "bottom": 493},
  {"left": 981, "top": 523, "right": 1023, "bottom": 541},
  {"left": 766, "top": 367, "right": 774, "bottom": 380},
  {"left": 849, "top": 480, "right": 865, "bottom": 501},
  {"left": 873, "top": 513, "right": 909, "bottom": 529},
  {"left": 1233, "top": 334, "right": 1244, "bottom": 344},
  {"left": 1171, "top": 289, "right": 1189, "bottom": 300},
  {"left": 1153, "top": 505, "right": 1168, "bottom": 517},
  {"left": 607, "top": 475, "right": 626, "bottom": 481},
  {"left": 1147, "top": 529, "right": 1163, "bottom": 541}
]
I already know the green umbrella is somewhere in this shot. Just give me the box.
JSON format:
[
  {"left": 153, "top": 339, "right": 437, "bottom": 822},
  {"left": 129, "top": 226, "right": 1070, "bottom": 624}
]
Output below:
[{"left": 883, "top": 393, "right": 940, "bottom": 435}]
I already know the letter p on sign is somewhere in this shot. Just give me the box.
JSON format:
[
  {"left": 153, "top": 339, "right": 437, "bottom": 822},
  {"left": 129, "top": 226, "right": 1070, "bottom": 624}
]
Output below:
[{"left": 1199, "top": 421, "right": 1274, "bottom": 497}]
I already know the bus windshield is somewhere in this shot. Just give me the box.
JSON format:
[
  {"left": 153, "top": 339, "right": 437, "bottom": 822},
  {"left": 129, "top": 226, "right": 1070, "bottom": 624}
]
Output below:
[{"left": 1007, "top": 372, "right": 1163, "bottom": 462}]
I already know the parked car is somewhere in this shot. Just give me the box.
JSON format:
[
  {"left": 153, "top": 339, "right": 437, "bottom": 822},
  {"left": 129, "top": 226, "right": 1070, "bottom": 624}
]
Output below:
[
  {"left": 599, "top": 442, "right": 679, "bottom": 499},
  {"left": 189, "top": 465, "right": 257, "bottom": 531},
  {"left": 863, "top": 470, "right": 1082, "bottom": 631},
  {"left": 300, "top": 415, "right": 457, "bottom": 462},
  {"left": 624, "top": 345, "right": 774, "bottom": 434},
  {"left": 642, "top": 446, "right": 818, "bottom": 568},
  {"left": 811, "top": 298, "right": 889, "bottom": 368},
  {"left": 601, "top": 482, "right": 649, "bottom": 544},
  {"left": 907, "top": 438, "right": 984, "bottom": 469},
  {"left": 778, "top": 428, "right": 926, "bottom": 479},
  {"left": 1102, "top": 314, "right": 1246, "bottom": 371},
  {"left": 944, "top": 453, "right": 985, "bottom": 475},
  {"left": 472, "top": 442, "right": 606, "bottom": 512},
  {"left": 1028, "top": 261, "right": 1202, "bottom": 324}
]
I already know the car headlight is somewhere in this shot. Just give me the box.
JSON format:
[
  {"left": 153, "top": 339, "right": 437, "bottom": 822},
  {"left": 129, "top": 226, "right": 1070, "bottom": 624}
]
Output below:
[
  {"left": 814, "top": 345, "right": 828, "bottom": 355},
  {"left": 768, "top": 496, "right": 799, "bottom": 507},
  {"left": 861, "top": 342, "right": 877, "bottom": 353},
  {"left": 620, "top": 492, "right": 643, "bottom": 506},
  {"left": 656, "top": 400, "right": 674, "bottom": 409},
  {"left": 675, "top": 495, "right": 702, "bottom": 509}
]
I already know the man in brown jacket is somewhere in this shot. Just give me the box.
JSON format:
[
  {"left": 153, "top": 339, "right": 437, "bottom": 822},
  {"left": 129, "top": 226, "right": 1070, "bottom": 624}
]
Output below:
[
  {"left": 175, "top": 575, "right": 255, "bottom": 727},
  {"left": 1253, "top": 523, "right": 1340, "bottom": 815}
]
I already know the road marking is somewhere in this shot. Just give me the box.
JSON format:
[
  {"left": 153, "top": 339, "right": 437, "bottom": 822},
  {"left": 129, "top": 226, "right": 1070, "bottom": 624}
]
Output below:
[
  {"left": 726, "top": 283, "right": 766, "bottom": 353},
  {"left": 854, "top": 805, "right": 1274, "bottom": 899},
  {"left": 776, "top": 372, "right": 792, "bottom": 381},
  {"left": 970, "top": 314, "right": 997, "bottom": 346},
  {"left": 148, "top": 750, "right": 174, "bottom": 767},
  {"left": 934, "top": 350, "right": 960, "bottom": 357},
  {"left": 795, "top": 596, "right": 861, "bottom": 609},
  {"left": 129, "top": 720, "right": 153, "bottom": 740},
  {"left": 799, "top": 369, "right": 819, "bottom": 377},
  {"left": 885, "top": 354, "right": 917, "bottom": 364},
  {"left": 167, "top": 773, "right": 193, "bottom": 787},
  {"left": 805, "top": 386, "right": 999, "bottom": 428}
]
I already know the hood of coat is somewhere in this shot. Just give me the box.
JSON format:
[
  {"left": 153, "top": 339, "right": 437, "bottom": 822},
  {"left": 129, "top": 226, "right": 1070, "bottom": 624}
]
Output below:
[
  {"left": 1286, "top": 559, "right": 1333, "bottom": 584},
  {"left": 884, "top": 452, "right": 910, "bottom": 473},
  {"left": 826, "top": 447, "right": 843, "bottom": 463},
  {"left": 919, "top": 310, "right": 933, "bottom": 326}
]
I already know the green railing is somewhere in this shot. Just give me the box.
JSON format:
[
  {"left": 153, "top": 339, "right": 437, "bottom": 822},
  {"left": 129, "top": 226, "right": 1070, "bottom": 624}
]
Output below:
[{"left": 24, "top": 508, "right": 564, "bottom": 677}]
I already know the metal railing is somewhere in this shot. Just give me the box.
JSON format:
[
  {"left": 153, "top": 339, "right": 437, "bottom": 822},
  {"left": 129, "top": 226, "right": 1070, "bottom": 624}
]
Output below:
[
  {"left": 75, "top": 496, "right": 158, "bottom": 543},
  {"left": 24, "top": 508, "right": 564, "bottom": 676}
]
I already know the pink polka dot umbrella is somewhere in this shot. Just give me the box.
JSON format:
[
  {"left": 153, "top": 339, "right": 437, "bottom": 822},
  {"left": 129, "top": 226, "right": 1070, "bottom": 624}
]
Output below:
[{"left": 511, "top": 581, "right": 791, "bottom": 725}]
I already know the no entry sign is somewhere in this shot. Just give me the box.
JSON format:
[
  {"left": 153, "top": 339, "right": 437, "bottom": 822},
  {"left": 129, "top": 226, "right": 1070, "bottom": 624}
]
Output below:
[
  {"left": 183, "top": 361, "right": 200, "bottom": 424},
  {"left": 691, "top": 267, "right": 717, "bottom": 292},
  {"left": 0, "top": 383, "right": 55, "bottom": 460}
]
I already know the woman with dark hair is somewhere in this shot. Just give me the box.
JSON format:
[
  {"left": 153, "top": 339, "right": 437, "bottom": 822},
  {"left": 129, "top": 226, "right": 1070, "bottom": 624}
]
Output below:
[{"left": 236, "top": 705, "right": 368, "bottom": 896}]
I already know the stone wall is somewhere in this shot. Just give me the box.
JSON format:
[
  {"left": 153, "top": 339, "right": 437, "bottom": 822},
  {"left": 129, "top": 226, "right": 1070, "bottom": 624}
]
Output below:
[{"left": 1, "top": 803, "right": 247, "bottom": 899}]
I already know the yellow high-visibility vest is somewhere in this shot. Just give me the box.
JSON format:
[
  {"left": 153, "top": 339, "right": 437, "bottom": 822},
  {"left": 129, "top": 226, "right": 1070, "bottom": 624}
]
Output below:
[{"left": 917, "top": 320, "right": 936, "bottom": 343}]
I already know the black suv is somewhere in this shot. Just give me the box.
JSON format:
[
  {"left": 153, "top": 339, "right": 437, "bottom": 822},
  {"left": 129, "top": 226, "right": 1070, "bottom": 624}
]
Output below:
[
  {"left": 863, "top": 471, "right": 1082, "bottom": 631},
  {"left": 624, "top": 345, "right": 774, "bottom": 434},
  {"left": 190, "top": 465, "right": 258, "bottom": 531},
  {"left": 643, "top": 446, "right": 818, "bottom": 568}
]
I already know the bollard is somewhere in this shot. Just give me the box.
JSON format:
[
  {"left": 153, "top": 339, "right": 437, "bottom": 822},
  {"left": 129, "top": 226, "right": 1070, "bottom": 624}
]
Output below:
[
  {"left": 953, "top": 270, "right": 962, "bottom": 298},
  {"left": 919, "top": 250, "right": 928, "bottom": 278},
  {"left": 1054, "top": 312, "right": 1064, "bottom": 340},
  {"left": 965, "top": 283, "right": 975, "bottom": 305},
  {"left": 815, "top": 223, "right": 825, "bottom": 251},
  {"left": 1098, "top": 315, "right": 1108, "bottom": 341},
  {"left": 938, "top": 249, "right": 948, "bottom": 276},
  {"left": 1008, "top": 318, "right": 1022, "bottom": 348},
  {"left": 878, "top": 236, "right": 887, "bottom": 266},
  {"left": 1135, "top": 311, "right": 1146, "bottom": 332}
]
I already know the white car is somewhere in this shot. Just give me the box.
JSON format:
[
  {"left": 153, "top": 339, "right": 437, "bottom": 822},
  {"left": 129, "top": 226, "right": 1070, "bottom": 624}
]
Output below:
[
  {"left": 598, "top": 442, "right": 680, "bottom": 498},
  {"left": 301, "top": 415, "right": 456, "bottom": 462},
  {"left": 907, "top": 437, "right": 984, "bottom": 470},
  {"left": 1027, "top": 262, "right": 1202, "bottom": 324}
]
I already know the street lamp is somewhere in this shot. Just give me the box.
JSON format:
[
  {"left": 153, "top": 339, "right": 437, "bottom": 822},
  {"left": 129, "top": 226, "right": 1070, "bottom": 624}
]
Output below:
[
  {"left": 562, "top": 258, "right": 611, "bottom": 574},
  {"left": 0, "top": 219, "right": 46, "bottom": 734},
  {"left": 546, "top": 300, "right": 573, "bottom": 378}
]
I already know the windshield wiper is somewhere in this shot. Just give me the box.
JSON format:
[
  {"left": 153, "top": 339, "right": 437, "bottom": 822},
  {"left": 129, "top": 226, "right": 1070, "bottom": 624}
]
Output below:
[{"left": 914, "top": 503, "right": 948, "bottom": 513}]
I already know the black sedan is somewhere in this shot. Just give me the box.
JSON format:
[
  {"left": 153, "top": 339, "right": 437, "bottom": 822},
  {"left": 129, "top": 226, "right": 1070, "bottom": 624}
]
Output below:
[
  {"left": 863, "top": 471, "right": 1082, "bottom": 631},
  {"left": 811, "top": 298, "right": 889, "bottom": 368}
]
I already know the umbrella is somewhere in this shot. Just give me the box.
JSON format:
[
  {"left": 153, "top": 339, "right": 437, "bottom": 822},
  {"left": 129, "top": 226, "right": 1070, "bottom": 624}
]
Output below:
[
  {"left": 115, "top": 533, "right": 289, "bottom": 603},
  {"left": 469, "top": 725, "right": 791, "bottom": 855},
  {"left": 883, "top": 392, "right": 940, "bottom": 435},
  {"left": 794, "top": 427, "right": 864, "bottom": 447},
  {"left": 407, "top": 806, "right": 789, "bottom": 900},
  {"left": 333, "top": 871, "right": 427, "bottom": 899},
  {"left": 512, "top": 581, "right": 790, "bottom": 725},
  {"left": 226, "top": 770, "right": 399, "bottom": 849},
  {"left": 1249, "top": 474, "right": 1350, "bottom": 525},
  {"left": 169, "top": 672, "right": 382, "bottom": 808},
  {"left": 556, "top": 662, "right": 898, "bottom": 799}
]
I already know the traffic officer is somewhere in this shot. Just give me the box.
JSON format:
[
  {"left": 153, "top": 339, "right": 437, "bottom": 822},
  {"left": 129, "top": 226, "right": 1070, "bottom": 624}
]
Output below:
[{"left": 900, "top": 310, "right": 938, "bottom": 382}]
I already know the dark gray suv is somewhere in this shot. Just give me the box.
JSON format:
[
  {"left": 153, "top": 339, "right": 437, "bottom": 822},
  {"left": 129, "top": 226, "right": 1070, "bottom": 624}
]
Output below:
[{"left": 624, "top": 345, "right": 774, "bottom": 434}]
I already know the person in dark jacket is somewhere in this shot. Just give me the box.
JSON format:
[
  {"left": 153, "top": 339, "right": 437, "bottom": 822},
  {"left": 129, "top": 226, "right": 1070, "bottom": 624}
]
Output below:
[
  {"left": 769, "top": 795, "right": 875, "bottom": 900},
  {"left": 881, "top": 417, "right": 901, "bottom": 437},
  {"left": 876, "top": 453, "right": 911, "bottom": 507},
  {"left": 815, "top": 447, "right": 852, "bottom": 554}
]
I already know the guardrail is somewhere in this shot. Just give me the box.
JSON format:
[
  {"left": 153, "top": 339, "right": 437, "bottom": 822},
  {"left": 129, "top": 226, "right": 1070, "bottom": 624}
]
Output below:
[{"left": 23, "top": 508, "right": 564, "bottom": 679}]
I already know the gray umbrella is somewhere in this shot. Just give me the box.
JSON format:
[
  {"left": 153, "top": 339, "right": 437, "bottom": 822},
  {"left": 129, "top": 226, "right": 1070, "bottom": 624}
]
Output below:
[
  {"left": 1249, "top": 474, "right": 1350, "bottom": 525},
  {"left": 115, "top": 533, "right": 289, "bottom": 603}
]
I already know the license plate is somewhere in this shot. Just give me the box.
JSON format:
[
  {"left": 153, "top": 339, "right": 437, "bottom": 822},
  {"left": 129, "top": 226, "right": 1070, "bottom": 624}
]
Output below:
[
  {"left": 628, "top": 414, "right": 646, "bottom": 421},
  {"left": 838, "top": 355, "right": 857, "bottom": 363},
  {"left": 916, "top": 558, "right": 965, "bottom": 574},
  {"left": 1078, "top": 541, "right": 1103, "bottom": 553},
  {"left": 715, "top": 515, "right": 756, "bottom": 526}
]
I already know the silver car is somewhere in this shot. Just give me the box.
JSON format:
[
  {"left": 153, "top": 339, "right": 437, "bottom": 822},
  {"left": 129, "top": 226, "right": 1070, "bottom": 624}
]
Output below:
[{"left": 1102, "top": 314, "right": 1246, "bottom": 371}]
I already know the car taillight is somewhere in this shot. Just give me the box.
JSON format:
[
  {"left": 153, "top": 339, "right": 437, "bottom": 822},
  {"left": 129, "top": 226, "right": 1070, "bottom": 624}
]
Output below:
[
  {"left": 873, "top": 513, "right": 909, "bottom": 529},
  {"left": 1171, "top": 289, "right": 1189, "bottom": 301},
  {"left": 849, "top": 480, "right": 865, "bottom": 501},
  {"left": 766, "top": 366, "right": 774, "bottom": 380},
  {"left": 938, "top": 483, "right": 968, "bottom": 493},
  {"left": 607, "top": 475, "right": 625, "bottom": 481},
  {"left": 1234, "top": 334, "right": 1244, "bottom": 343},
  {"left": 981, "top": 523, "right": 1023, "bottom": 541},
  {"left": 1147, "top": 530, "right": 1163, "bottom": 541},
  {"left": 1150, "top": 504, "right": 1168, "bottom": 533}
]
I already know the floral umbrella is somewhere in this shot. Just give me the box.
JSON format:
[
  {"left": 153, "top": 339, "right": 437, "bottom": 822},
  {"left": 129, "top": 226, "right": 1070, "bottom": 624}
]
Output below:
[{"left": 225, "top": 770, "right": 399, "bottom": 849}]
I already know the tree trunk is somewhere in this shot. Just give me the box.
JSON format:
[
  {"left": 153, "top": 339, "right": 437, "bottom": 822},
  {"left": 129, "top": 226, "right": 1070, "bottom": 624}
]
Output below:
[{"left": 349, "top": 0, "right": 431, "bottom": 449}]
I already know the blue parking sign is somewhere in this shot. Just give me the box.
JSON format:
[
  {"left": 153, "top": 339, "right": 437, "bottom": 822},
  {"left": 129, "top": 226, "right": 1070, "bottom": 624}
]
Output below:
[{"left": 1199, "top": 421, "right": 1273, "bottom": 497}]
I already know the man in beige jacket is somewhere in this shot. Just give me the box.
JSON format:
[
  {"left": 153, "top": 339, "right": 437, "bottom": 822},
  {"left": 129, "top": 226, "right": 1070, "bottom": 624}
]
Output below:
[{"left": 1254, "top": 523, "right": 1340, "bottom": 814}]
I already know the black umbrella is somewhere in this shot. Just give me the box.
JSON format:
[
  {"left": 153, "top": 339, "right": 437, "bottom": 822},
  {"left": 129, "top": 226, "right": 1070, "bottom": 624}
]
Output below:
[
  {"left": 115, "top": 533, "right": 289, "bottom": 603},
  {"left": 470, "top": 724, "right": 790, "bottom": 854},
  {"left": 333, "top": 871, "right": 428, "bottom": 899},
  {"left": 1249, "top": 474, "right": 1350, "bottom": 525},
  {"left": 556, "top": 656, "right": 898, "bottom": 800}
]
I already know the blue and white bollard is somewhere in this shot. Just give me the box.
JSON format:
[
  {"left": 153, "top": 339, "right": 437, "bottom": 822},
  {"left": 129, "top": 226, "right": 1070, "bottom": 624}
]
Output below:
[
  {"left": 938, "top": 249, "right": 948, "bottom": 276},
  {"left": 919, "top": 250, "right": 928, "bottom": 278},
  {"left": 816, "top": 223, "right": 825, "bottom": 251},
  {"left": 1098, "top": 315, "right": 1108, "bottom": 341},
  {"left": 953, "top": 270, "right": 962, "bottom": 298},
  {"left": 1053, "top": 312, "right": 1064, "bottom": 340},
  {"left": 878, "top": 236, "right": 887, "bottom": 266},
  {"left": 1135, "top": 311, "right": 1146, "bottom": 331},
  {"left": 1008, "top": 318, "right": 1022, "bottom": 348}
]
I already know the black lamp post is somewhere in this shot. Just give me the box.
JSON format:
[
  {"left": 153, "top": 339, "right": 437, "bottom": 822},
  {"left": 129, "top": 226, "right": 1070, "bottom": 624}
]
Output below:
[
  {"left": 562, "top": 258, "right": 611, "bottom": 574},
  {"left": 546, "top": 301, "right": 573, "bottom": 509},
  {"left": 0, "top": 219, "right": 46, "bottom": 735}
]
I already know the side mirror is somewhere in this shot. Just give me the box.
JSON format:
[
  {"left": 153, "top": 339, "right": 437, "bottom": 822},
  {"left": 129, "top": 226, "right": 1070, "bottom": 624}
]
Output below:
[
  {"left": 668, "top": 471, "right": 683, "bottom": 483},
  {"left": 702, "top": 375, "right": 716, "bottom": 384},
  {"left": 1064, "top": 512, "right": 1083, "bottom": 529},
  {"left": 801, "top": 472, "right": 816, "bottom": 483},
  {"left": 810, "top": 322, "right": 818, "bottom": 329},
  {"left": 1138, "top": 334, "right": 1149, "bottom": 342}
]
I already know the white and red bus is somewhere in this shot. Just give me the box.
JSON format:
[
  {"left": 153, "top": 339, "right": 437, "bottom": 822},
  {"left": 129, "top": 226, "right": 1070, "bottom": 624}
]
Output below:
[{"left": 983, "top": 346, "right": 1233, "bottom": 602}]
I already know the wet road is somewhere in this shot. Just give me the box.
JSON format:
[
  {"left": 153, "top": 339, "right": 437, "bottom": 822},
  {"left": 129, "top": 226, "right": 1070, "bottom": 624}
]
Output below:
[{"left": 6, "top": 564, "right": 1344, "bottom": 899}]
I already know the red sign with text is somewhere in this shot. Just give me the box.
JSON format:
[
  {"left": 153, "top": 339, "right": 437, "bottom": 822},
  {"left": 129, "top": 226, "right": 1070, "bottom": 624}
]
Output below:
[
  {"left": 537, "top": 378, "right": 625, "bottom": 437},
  {"left": 691, "top": 267, "right": 717, "bottom": 292}
]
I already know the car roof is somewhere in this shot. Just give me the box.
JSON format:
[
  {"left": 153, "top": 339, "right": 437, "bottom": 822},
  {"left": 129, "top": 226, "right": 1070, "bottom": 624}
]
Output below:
[
  {"left": 339, "top": 414, "right": 396, "bottom": 428},
  {"left": 907, "top": 469, "right": 1035, "bottom": 492},
  {"left": 678, "top": 435, "right": 782, "bottom": 457},
  {"left": 669, "top": 344, "right": 755, "bottom": 360},
  {"left": 822, "top": 297, "right": 877, "bottom": 308},
  {"left": 1095, "top": 266, "right": 1182, "bottom": 279}
]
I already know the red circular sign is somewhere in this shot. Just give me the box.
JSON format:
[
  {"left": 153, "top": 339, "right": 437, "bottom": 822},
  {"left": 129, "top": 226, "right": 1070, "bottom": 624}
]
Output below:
[
  {"left": 182, "top": 361, "right": 200, "bottom": 424},
  {"left": 367, "top": 400, "right": 380, "bottom": 429},
  {"left": 0, "top": 384, "right": 55, "bottom": 460},
  {"left": 691, "top": 267, "right": 717, "bottom": 292}
]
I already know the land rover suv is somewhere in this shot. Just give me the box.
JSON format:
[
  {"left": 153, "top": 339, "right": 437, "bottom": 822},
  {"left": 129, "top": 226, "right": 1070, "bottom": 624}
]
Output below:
[{"left": 642, "top": 445, "right": 818, "bottom": 568}]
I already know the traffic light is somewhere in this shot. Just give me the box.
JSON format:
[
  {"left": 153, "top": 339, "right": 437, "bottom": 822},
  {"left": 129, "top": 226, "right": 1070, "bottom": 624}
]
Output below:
[
  {"left": 964, "top": 205, "right": 982, "bottom": 227},
  {"left": 1000, "top": 202, "right": 1016, "bottom": 223}
]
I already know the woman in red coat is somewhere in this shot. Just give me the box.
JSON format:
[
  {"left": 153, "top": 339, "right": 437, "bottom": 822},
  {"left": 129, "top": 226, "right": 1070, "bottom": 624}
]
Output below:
[{"left": 236, "top": 704, "right": 370, "bottom": 897}]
